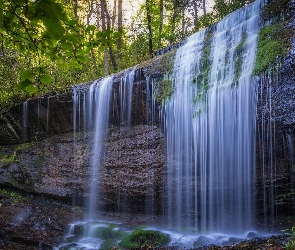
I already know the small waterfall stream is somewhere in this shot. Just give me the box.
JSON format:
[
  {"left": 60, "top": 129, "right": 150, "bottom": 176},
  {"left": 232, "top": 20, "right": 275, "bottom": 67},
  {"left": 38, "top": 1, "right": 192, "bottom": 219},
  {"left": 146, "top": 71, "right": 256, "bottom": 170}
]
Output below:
[{"left": 88, "top": 77, "right": 114, "bottom": 219}]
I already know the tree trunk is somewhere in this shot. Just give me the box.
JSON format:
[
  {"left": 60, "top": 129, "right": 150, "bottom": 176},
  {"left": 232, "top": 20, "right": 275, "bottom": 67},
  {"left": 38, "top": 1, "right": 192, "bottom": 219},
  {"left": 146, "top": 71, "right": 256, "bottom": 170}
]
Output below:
[
  {"left": 100, "top": 0, "right": 110, "bottom": 74},
  {"left": 146, "top": 0, "right": 153, "bottom": 58},
  {"left": 181, "top": 6, "right": 185, "bottom": 39},
  {"left": 74, "top": 0, "right": 79, "bottom": 20},
  {"left": 202, "top": 0, "right": 206, "bottom": 15},
  {"left": 158, "top": 0, "right": 164, "bottom": 48},
  {"left": 112, "top": 0, "right": 117, "bottom": 28},
  {"left": 192, "top": 0, "right": 199, "bottom": 30},
  {"left": 117, "top": 0, "right": 123, "bottom": 63},
  {"left": 86, "top": 0, "right": 95, "bottom": 25},
  {"left": 101, "top": 0, "right": 118, "bottom": 72},
  {"left": 171, "top": 0, "right": 177, "bottom": 34}
]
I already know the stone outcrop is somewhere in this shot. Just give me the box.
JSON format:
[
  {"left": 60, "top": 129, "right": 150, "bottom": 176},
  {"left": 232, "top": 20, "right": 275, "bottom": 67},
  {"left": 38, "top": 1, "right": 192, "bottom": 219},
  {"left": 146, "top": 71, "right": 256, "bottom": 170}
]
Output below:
[
  {"left": 0, "top": 125, "right": 166, "bottom": 212},
  {"left": 100, "top": 125, "right": 166, "bottom": 213}
]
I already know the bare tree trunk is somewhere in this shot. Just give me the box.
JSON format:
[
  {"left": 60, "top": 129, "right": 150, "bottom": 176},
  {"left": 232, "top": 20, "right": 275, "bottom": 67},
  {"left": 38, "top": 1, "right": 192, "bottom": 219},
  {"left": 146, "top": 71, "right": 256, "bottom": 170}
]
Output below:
[
  {"left": 74, "top": 0, "right": 79, "bottom": 20},
  {"left": 86, "top": 0, "right": 98, "bottom": 69},
  {"left": 101, "top": 0, "right": 118, "bottom": 72},
  {"left": 146, "top": 0, "right": 153, "bottom": 58},
  {"left": 181, "top": 6, "right": 185, "bottom": 39},
  {"left": 158, "top": 0, "right": 164, "bottom": 48},
  {"left": 103, "top": 50, "right": 110, "bottom": 75},
  {"left": 117, "top": 0, "right": 123, "bottom": 63},
  {"left": 100, "top": 0, "right": 110, "bottom": 74},
  {"left": 112, "top": 0, "right": 117, "bottom": 28},
  {"left": 86, "top": 0, "right": 95, "bottom": 25},
  {"left": 202, "top": 0, "right": 206, "bottom": 15},
  {"left": 171, "top": 0, "right": 177, "bottom": 34},
  {"left": 192, "top": 0, "right": 199, "bottom": 30}
]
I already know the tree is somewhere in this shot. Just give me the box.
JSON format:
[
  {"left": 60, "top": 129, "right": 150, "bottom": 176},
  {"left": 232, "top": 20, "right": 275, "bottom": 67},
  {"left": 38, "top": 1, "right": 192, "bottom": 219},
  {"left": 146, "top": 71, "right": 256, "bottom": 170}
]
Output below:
[
  {"left": 146, "top": 0, "right": 154, "bottom": 58},
  {"left": 0, "top": 0, "right": 112, "bottom": 96}
]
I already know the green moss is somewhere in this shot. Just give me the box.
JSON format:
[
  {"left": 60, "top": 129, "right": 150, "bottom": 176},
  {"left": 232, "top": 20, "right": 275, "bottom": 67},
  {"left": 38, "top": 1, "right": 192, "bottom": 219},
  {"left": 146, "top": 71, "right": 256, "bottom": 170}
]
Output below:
[
  {"left": 140, "top": 49, "right": 176, "bottom": 76},
  {"left": 92, "top": 224, "right": 128, "bottom": 240},
  {"left": 276, "top": 189, "right": 295, "bottom": 205},
  {"left": 254, "top": 23, "right": 293, "bottom": 75},
  {"left": 100, "top": 239, "right": 116, "bottom": 250},
  {"left": 1, "top": 154, "right": 19, "bottom": 165},
  {"left": 286, "top": 225, "right": 295, "bottom": 250},
  {"left": 261, "top": 0, "right": 291, "bottom": 23},
  {"left": 15, "top": 142, "right": 34, "bottom": 151},
  {"left": 0, "top": 188, "right": 23, "bottom": 199},
  {"left": 154, "top": 75, "right": 174, "bottom": 104},
  {"left": 73, "top": 224, "right": 85, "bottom": 237},
  {"left": 233, "top": 33, "right": 247, "bottom": 86},
  {"left": 119, "top": 228, "right": 170, "bottom": 248},
  {"left": 192, "top": 29, "right": 213, "bottom": 104}
]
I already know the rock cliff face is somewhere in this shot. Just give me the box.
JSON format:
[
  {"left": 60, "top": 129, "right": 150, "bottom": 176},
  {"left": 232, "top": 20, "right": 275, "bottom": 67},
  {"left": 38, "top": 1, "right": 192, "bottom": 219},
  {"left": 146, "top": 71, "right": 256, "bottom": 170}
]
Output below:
[
  {"left": 256, "top": 65, "right": 295, "bottom": 221},
  {"left": 0, "top": 125, "right": 166, "bottom": 211}
]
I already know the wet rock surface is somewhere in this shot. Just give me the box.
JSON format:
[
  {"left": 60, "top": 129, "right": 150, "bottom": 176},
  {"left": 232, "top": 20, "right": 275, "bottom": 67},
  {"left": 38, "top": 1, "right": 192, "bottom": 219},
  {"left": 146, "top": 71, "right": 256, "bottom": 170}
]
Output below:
[
  {"left": 0, "top": 133, "right": 91, "bottom": 202},
  {"left": 0, "top": 187, "right": 84, "bottom": 249},
  {"left": 192, "top": 235, "right": 291, "bottom": 249},
  {"left": 99, "top": 125, "right": 166, "bottom": 213},
  {"left": 0, "top": 125, "right": 167, "bottom": 213}
]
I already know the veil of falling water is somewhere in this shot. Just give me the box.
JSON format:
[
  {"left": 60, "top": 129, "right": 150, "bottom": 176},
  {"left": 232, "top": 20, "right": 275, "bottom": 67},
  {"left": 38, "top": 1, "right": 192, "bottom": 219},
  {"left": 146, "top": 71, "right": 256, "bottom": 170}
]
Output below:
[
  {"left": 87, "top": 76, "right": 113, "bottom": 219},
  {"left": 164, "top": 0, "right": 265, "bottom": 233}
]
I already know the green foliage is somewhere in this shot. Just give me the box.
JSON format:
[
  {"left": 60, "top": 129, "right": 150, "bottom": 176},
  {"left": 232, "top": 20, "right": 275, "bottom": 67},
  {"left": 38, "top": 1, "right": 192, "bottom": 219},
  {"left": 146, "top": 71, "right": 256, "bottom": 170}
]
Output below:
[
  {"left": 254, "top": 23, "right": 292, "bottom": 75},
  {"left": 0, "top": 188, "right": 23, "bottom": 199},
  {"left": 0, "top": 0, "right": 284, "bottom": 110},
  {"left": 119, "top": 228, "right": 170, "bottom": 248},
  {"left": 286, "top": 225, "right": 295, "bottom": 250},
  {"left": 0, "top": 0, "right": 119, "bottom": 108},
  {"left": 213, "top": 0, "right": 255, "bottom": 20},
  {"left": 1, "top": 153, "right": 19, "bottom": 165}
]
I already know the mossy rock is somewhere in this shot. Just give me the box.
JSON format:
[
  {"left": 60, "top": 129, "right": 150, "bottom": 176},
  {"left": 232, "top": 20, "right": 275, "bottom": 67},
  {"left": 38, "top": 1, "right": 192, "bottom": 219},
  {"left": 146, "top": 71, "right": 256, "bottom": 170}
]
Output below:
[
  {"left": 261, "top": 0, "right": 290, "bottom": 22},
  {"left": 92, "top": 224, "right": 128, "bottom": 240},
  {"left": 73, "top": 224, "right": 85, "bottom": 237},
  {"left": 254, "top": 23, "right": 293, "bottom": 75},
  {"left": 100, "top": 239, "right": 116, "bottom": 250},
  {"left": 119, "top": 229, "right": 170, "bottom": 249}
]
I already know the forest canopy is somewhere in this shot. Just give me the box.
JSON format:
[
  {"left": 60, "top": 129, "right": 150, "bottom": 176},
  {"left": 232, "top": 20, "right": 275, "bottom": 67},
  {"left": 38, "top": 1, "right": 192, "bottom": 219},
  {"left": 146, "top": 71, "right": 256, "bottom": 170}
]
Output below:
[{"left": 0, "top": 0, "right": 254, "bottom": 108}]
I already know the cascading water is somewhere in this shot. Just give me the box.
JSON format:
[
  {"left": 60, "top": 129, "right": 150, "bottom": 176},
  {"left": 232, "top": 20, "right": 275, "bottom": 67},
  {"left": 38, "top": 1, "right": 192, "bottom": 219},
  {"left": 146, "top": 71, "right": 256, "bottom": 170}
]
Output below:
[
  {"left": 56, "top": 77, "right": 114, "bottom": 250},
  {"left": 165, "top": 0, "right": 265, "bottom": 233},
  {"left": 22, "top": 101, "right": 28, "bottom": 142},
  {"left": 120, "top": 67, "right": 136, "bottom": 127},
  {"left": 145, "top": 76, "right": 157, "bottom": 126},
  {"left": 87, "top": 76, "right": 113, "bottom": 219}
]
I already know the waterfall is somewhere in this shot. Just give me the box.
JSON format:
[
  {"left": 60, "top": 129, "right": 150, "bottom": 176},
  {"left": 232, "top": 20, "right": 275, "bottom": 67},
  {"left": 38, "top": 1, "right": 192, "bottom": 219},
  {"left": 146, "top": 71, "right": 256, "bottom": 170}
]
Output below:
[
  {"left": 165, "top": 0, "right": 265, "bottom": 233},
  {"left": 73, "top": 76, "right": 114, "bottom": 220},
  {"left": 22, "top": 101, "right": 28, "bottom": 142},
  {"left": 120, "top": 67, "right": 136, "bottom": 127},
  {"left": 87, "top": 76, "right": 113, "bottom": 219}
]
